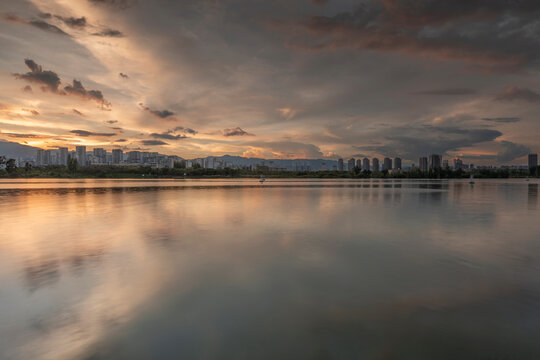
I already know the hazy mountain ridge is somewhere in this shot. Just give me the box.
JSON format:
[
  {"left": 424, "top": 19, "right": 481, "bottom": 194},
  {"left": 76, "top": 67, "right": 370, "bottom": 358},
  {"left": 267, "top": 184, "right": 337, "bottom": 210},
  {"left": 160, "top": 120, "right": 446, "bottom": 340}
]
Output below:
[{"left": 0, "top": 141, "right": 39, "bottom": 159}]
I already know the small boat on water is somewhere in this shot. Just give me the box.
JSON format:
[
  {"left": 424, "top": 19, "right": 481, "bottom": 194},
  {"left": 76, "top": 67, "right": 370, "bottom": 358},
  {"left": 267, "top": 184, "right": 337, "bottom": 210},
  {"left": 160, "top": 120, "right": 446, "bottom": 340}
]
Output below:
[
  {"left": 469, "top": 174, "right": 475, "bottom": 185},
  {"left": 259, "top": 175, "right": 266, "bottom": 183}
]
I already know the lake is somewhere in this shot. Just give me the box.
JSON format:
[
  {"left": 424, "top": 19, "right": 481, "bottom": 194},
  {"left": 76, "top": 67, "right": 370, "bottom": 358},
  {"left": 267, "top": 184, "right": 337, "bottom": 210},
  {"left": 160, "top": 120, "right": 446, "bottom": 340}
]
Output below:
[{"left": 0, "top": 178, "right": 539, "bottom": 360}]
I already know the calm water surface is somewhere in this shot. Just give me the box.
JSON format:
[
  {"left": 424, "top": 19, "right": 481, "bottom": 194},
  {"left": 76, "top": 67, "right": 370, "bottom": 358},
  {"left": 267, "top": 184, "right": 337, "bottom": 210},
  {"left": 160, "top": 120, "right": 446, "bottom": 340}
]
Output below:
[{"left": 0, "top": 178, "right": 539, "bottom": 360}]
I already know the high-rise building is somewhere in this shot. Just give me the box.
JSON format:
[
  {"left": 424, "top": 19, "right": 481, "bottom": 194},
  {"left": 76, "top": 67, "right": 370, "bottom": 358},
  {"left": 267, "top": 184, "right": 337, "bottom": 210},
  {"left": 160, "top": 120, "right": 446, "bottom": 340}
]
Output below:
[
  {"left": 93, "top": 148, "right": 107, "bottom": 164},
  {"left": 58, "top": 147, "right": 68, "bottom": 166},
  {"left": 338, "top": 158, "right": 344, "bottom": 171},
  {"left": 36, "top": 149, "right": 44, "bottom": 166},
  {"left": 453, "top": 158, "right": 463, "bottom": 169},
  {"left": 363, "top": 157, "right": 370, "bottom": 171},
  {"left": 347, "top": 158, "right": 355, "bottom": 171},
  {"left": 429, "top": 154, "right": 441, "bottom": 169},
  {"left": 127, "top": 151, "right": 141, "bottom": 164},
  {"left": 394, "top": 157, "right": 402, "bottom": 170},
  {"left": 372, "top": 158, "right": 380, "bottom": 172},
  {"left": 76, "top": 146, "right": 87, "bottom": 166},
  {"left": 383, "top": 157, "right": 392, "bottom": 171},
  {"left": 419, "top": 157, "right": 428, "bottom": 172},
  {"left": 112, "top": 149, "right": 123, "bottom": 164},
  {"left": 43, "top": 150, "right": 51, "bottom": 165},
  {"left": 356, "top": 159, "right": 362, "bottom": 169},
  {"left": 529, "top": 153, "right": 538, "bottom": 169}
]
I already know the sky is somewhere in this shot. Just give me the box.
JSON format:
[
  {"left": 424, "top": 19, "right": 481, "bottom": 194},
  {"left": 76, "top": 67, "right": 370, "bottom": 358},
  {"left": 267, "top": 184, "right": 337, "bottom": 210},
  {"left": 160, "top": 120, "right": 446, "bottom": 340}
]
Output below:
[{"left": 0, "top": 0, "right": 539, "bottom": 164}]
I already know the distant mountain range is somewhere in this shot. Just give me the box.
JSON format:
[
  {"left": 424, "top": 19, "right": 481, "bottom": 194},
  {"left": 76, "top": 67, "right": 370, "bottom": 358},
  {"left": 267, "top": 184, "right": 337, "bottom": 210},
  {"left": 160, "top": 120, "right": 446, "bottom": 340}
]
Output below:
[
  {"left": 0, "top": 140, "right": 39, "bottom": 159},
  {"left": 197, "top": 155, "right": 340, "bottom": 171}
]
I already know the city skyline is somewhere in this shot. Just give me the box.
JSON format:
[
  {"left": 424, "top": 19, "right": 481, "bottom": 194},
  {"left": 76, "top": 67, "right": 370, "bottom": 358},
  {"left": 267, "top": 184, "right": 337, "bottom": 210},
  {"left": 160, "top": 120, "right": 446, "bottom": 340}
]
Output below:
[{"left": 1, "top": 1, "right": 540, "bottom": 164}]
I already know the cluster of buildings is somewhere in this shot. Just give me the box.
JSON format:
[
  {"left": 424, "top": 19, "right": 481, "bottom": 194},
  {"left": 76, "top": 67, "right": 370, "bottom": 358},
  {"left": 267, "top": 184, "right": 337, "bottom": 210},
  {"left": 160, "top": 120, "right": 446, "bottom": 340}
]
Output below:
[
  {"left": 8, "top": 146, "right": 539, "bottom": 172},
  {"left": 35, "top": 146, "right": 182, "bottom": 168},
  {"left": 336, "top": 153, "right": 539, "bottom": 172},
  {"left": 337, "top": 157, "right": 403, "bottom": 172}
]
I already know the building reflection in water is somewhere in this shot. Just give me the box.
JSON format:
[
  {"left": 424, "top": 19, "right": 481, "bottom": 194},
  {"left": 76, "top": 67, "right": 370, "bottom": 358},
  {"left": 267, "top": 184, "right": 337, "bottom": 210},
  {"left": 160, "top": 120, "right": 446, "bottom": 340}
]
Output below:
[{"left": 0, "top": 179, "right": 539, "bottom": 360}]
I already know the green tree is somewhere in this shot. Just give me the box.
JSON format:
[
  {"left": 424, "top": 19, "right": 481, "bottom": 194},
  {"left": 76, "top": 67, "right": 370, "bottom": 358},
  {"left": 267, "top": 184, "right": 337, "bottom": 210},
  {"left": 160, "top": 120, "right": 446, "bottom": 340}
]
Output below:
[
  {"left": 174, "top": 160, "right": 186, "bottom": 169},
  {"left": 68, "top": 157, "right": 78, "bottom": 173},
  {"left": 5, "top": 158, "right": 17, "bottom": 173}
]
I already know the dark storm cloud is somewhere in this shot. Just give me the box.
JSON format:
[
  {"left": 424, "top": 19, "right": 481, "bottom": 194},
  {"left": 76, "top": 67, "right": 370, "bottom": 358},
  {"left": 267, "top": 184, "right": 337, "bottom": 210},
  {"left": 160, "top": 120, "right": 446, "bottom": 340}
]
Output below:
[
  {"left": 482, "top": 117, "right": 521, "bottom": 123},
  {"left": 92, "top": 29, "right": 124, "bottom": 37},
  {"left": 139, "top": 103, "right": 175, "bottom": 119},
  {"left": 281, "top": 0, "right": 540, "bottom": 71},
  {"left": 223, "top": 127, "right": 253, "bottom": 137},
  {"left": 497, "top": 140, "right": 530, "bottom": 163},
  {"left": 64, "top": 80, "right": 111, "bottom": 108},
  {"left": 353, "top": 125, "right": 502, "bottom": 160},
  {"left": 3, "top": 15, "right": 69, "bottom": 36},
  {"left": 140, "top": 139, "right": 168, "bottom": 146},
  {"left": 495, "top": 86, "right": 540, "bottom": 102},
  {"left": 14, "top": 59, "right": 61, "bottom": 93},
  {"left": 310, "top": 0, "right": 328, "bottom": 6},
  {"left": 415, "top": 88, "right": 477, "bottom": 95},
  {"left": 70, "top": 130, "right": 116, "bottom": 137},
  {"left": 119, "top": 72, "right": 129, "bottom": 79}
]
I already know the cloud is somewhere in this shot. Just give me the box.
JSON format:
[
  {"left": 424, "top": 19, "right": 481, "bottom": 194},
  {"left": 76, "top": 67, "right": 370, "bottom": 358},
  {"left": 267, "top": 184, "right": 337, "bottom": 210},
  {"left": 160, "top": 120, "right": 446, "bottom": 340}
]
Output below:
[
  {"left": 70, "top": 130, "right": 116, "bottom": 137},
  {"left": 72, "top": 109, "right": 84, "bottom": 116},
  {"left": 278, "top": 1, "right": 540, "bottom": 71},
  {"left": 482, "top": 117, "right": 521, "bottom": 123},
  {"left": 311, "top": 0, "right": 328, "bottom": 6},
  {"left": 14, "top": 60, "right": 110, "bottom": 108},
  {"left": 173, "top": 126, "right": 197, "bottom": 135},
  {"left": 223, "top": 127, "right": 254, "bottom": 136},
  {"left": 139, "top": 103, "right": 175, "bottom": 119},
  {"left": 415, "top": 88, "right": 477, "bottom": 95},
  {"left": 5, "top": 133, "right": 50, "bottom": 139},
  {"left": 22, "top": 85, "right": 33, "bottom": 93},
  {"left": 14, "top": 59, "right": 62, "bottom": 93},
  {"left": 3, "top": 15, "right": 69, "bottom": 36},
  {"left": 105, "top": 120, "right": 118, "bottom": 124},
  {"left": 140, "top": 139, "right": 168, "bottom": 146},
  {"left": 353, "top": 125, "right": 502, "bottom": 160},
  {"left": 87, "top": 0, "right": 134, "bottom": 10},
  {"left": 150, "top": 126, "right": 197, "bottom": 140},
  {"left": 115, "top": 138, "right": 127, "bottom": 142},
  {"left": 494, "top": 86, "right": 540, "bottom": 102},
  {"left": 150, "top": 132, "right": 187, "bottom": 140},
  {"left": 243, "top": 141, "right": 324, "bottom": 159},
  {"left": 64, "top": 79, "right": 111, "bottom": 109},
  {"left": 497, "top": 140, "right": 530, "bottom": 163},
  {"left": 119, "top": 72, "right": 129, "bottom": 79},
  {"left": 92, "top": 29, "right": 125, "bottom": 37},
  {"left": 55, "top": 15, "right": 87, "bottom": 29}
]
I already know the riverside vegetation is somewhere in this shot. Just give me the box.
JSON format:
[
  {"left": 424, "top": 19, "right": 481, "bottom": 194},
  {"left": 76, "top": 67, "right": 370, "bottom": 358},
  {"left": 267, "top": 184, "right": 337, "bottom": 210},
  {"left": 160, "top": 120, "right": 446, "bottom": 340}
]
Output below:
[{"left": 0, "top": 156, "right": 538, "bottom": 179}]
